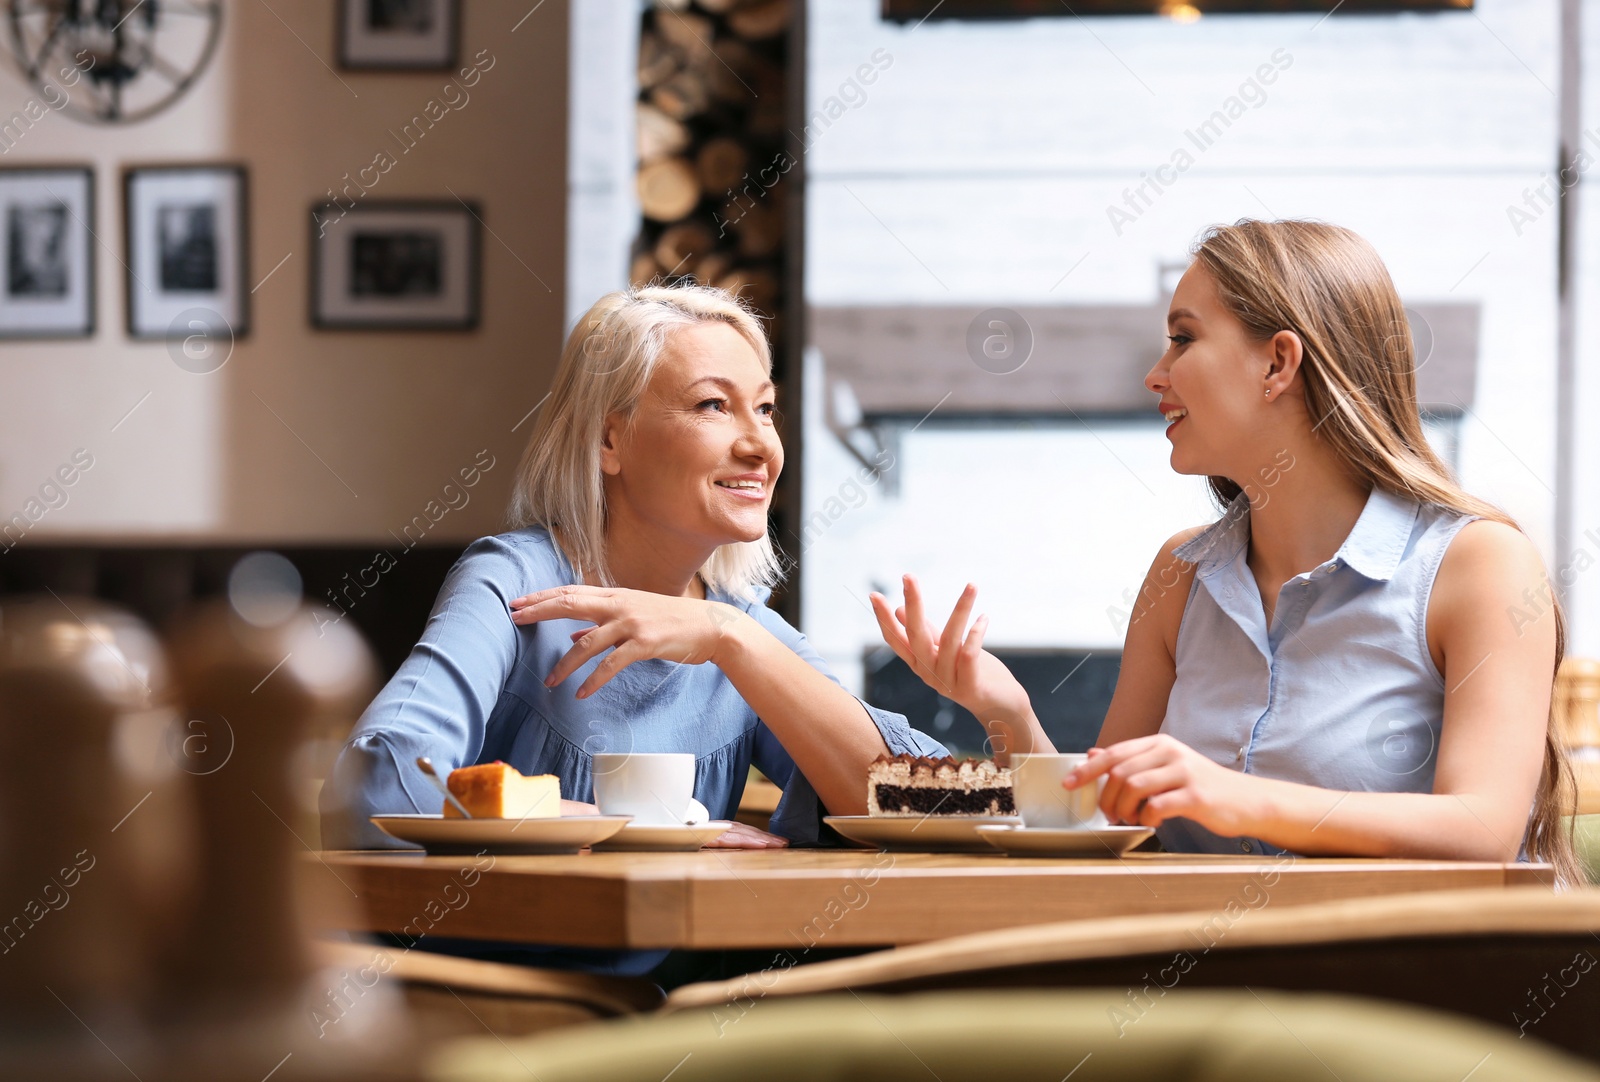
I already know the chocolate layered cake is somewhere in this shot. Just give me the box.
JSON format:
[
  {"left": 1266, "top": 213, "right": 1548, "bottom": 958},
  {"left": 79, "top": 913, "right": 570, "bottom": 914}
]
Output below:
[{"left": 866, "top": 754, "right": 1015, "bottom": 817}]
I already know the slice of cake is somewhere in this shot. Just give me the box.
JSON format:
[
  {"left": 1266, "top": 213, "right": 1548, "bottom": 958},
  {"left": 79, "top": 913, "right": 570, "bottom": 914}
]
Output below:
[
  {"left": 866, "top": 754, "right": 1014, "bottom": 817},
  {"left": 444, "top": 761, "right": 561, "bottom": 819}
]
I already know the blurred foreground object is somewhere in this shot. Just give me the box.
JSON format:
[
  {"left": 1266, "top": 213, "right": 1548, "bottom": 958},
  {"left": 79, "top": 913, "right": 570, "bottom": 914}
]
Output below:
[
  {"left": 158, "top": 596, "right": 418, "bottom": 1079},
  {"left": 0, "top": 597, "right": 193, "bottom": 1078},
  {"left": 427, "top": 988, "right": 1600, "bottom": 1082}
]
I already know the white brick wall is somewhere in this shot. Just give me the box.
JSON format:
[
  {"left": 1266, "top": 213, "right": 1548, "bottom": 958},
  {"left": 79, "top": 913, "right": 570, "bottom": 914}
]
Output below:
[{"left": 800, "top": 0, "right": 1580, "bottom": 687}]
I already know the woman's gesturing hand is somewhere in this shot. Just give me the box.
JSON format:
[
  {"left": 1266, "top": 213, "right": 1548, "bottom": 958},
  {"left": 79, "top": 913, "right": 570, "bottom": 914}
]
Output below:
[
  {"left": 509, "top": 585, "right": 745, "bottom": 698},
  {"left": 868, "top": 575, "right": 1047, "bottom": 761},
  {"left": 1067, "top": 735, "right": 1262, "bottom": 836}
]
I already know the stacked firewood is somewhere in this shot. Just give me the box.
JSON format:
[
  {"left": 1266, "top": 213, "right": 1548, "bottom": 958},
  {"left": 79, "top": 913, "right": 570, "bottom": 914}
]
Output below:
[{"left": 632, "top": 0, "right": 791, "bottom": 328}]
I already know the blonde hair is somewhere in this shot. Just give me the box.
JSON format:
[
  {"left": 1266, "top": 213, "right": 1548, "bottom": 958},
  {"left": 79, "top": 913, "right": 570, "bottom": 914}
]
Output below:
[
  {"left": 507, "top": 283, "right": 784, "bottom": 601},
  {"left": 1192, "top": 219, "right": 1578, "bottom": 884}
]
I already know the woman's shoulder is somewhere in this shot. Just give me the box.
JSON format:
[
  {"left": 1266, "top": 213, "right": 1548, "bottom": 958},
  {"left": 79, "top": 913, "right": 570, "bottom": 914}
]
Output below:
[
  {"left": 447, "top": 526, "right": 576, "bottom": 597},
  {"left": 1134, "top": 525, "right": 1209, "bottom": 641},
  {"left": 1432, "top": 517, "right": 1546, "bottom": 600},
  {"left": 1426, "top": 516, "right": 1554, "bottom": 660}
]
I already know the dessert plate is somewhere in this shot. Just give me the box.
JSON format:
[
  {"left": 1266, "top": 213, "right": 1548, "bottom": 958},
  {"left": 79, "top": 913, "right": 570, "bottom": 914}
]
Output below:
[
  {"left": 590, "top": 820, "right": 735, "bottom": 852},
  {"left": 370, "top": 814, "right": 630, "bottom": 855},
  {"left": 975, "top": 824, "right": 1155, "bottom": 857},
  {"left": 824, "top": 815, "right": 1021, "bottom": 852}
]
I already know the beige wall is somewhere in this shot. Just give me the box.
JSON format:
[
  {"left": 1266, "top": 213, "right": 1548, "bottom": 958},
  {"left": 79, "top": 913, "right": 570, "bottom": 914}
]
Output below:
[{"left": 0, "top": 0, "right": 567, "bottom": 545}]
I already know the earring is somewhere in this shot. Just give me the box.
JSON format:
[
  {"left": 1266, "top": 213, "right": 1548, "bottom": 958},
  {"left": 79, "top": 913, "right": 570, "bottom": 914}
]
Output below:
[{"left": 1264, "top": 389, "right": 1271, "bottom": 399}]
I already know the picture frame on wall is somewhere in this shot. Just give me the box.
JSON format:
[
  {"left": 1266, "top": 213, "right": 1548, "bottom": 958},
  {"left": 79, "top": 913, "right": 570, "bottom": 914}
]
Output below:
[
  {"left": 310, "top": 200, "right": 480, "bottom": 331},
  {"left": 124, "top": 164, "right": 249, "bottom": 340},
  {"left": 338, "top": 0, "right": 459, "bottom": 71},
  {"left": 0, "top": 166, "right": 94, "bottom": 340}
]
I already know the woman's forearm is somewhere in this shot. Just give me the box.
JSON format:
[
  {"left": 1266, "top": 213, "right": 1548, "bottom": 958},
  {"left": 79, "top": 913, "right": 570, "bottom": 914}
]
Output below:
[
  {"left": 712, "top": 608, "right": 891, "bottom": 816},
  {"left": 1243, "top": 776, "right": 1526, "bottom": 862},
  {"left": 983, "top": 704, "right": 1056, "bottom": 762}
]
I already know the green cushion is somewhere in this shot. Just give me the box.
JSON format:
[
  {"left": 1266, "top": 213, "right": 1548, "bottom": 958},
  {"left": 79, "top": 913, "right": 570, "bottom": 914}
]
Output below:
[
  {"left": 426, "top": 988, "right": 1600, "bottom": 1082},
  {"left": 1570, "top": 814, "right": 1600, "bottom": 885}
]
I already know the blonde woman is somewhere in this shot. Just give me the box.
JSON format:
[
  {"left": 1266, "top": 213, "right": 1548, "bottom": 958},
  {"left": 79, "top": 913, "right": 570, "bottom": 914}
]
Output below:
[
  {"left": 322, "top": 284, "right": 945, "bottom": 858},
  {"left": 874, "top": 220, "right": 1577, "bottom": 882}
]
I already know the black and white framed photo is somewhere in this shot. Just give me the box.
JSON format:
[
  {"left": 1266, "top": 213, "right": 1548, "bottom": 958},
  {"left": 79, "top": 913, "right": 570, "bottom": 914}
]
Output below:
[
  {"left": 0, "top": 166, "right": 94, "bottom": 339},
  {"left": 311, "top": 200, "right": 480, "bottom": 331},
  {"left": 124, "top": 165, "right": 249, "bottom": 340},
  {"left": 338, "top": 0, "right": 459, "bottom": 70}
]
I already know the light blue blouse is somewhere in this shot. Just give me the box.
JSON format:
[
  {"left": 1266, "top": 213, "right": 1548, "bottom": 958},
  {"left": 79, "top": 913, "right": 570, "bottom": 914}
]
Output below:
[
  {"left": 319, "top": 527, "right": 948, "bottom": 852},
  {"left": 1156, "top": 486, "right": 1492, "bottom": 857}
]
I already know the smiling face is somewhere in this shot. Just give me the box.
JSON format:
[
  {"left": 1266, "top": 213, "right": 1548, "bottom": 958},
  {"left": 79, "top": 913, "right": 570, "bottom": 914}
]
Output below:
[
  {"left": 1144, "top": 263, "right": 1292, "bottom": 480},
  {"left": 600, "top": 320, "right": 782, "bottom": 555}
]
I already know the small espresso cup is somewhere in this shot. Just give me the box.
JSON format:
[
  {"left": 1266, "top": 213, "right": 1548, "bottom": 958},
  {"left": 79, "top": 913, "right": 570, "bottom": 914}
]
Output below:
[
  {"left": 592, "top": 752, "right": 698, "bottom": 826},
  {"left": 1011, "top": 753, "right": 1107, "bottom": 830}
]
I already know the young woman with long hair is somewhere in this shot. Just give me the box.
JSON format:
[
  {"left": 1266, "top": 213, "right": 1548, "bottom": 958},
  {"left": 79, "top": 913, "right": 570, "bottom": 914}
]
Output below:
[{"left": 873, "top": 219, "right": 1578, "bottom": 883}]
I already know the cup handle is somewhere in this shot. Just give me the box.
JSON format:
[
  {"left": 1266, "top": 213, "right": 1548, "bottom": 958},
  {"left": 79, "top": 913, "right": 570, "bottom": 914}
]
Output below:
[{"left": 685, "top": 798, "right": 709, "bottom": 825}]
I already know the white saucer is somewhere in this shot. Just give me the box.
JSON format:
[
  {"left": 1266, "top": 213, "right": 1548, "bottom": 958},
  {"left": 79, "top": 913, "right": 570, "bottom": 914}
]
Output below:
[
  {"left": 824, "top": 815, "right": 1021, "bottom": 852},
  {"left": 975, "top": 824, "right": 1155, "bottom": 857},
  {"left": 590, "top": 820, "right": 734, "bottom": 852},
  {"left": 370, "top": 814, "right": 630, "bottom": 855}
]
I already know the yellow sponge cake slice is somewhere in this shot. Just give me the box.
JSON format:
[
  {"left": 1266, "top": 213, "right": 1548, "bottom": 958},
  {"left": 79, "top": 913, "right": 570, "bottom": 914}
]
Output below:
[{"left": 444, "top": 761, "right": 561, "bottom": 819}]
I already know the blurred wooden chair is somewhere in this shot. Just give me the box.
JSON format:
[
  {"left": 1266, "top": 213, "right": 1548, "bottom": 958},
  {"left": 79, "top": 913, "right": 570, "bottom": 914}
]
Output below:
[
  {"left": 664, "top": 885, "right": 1600, "bottom": 1064},
  {"left": 1557, "top": 658, "right": 1600, "bottom": 814},
  {"left": 1555, "top": 658, "right": 1600, "bottom": 883},
  {"left": 426, "top": 987, "right": 1600, "bottom": 1082},
  {"left": 316, "top": 938, "right": 663, "bottom": 1044}
]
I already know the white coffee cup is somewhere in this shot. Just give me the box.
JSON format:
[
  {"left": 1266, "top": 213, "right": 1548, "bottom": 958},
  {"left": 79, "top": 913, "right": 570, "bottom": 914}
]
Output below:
[
  {"left": 592, "top": 753, "right": 704, "bottom": 826},
  {"left": 1011, "top": 753, "right": 1108, "bottom": 830}
]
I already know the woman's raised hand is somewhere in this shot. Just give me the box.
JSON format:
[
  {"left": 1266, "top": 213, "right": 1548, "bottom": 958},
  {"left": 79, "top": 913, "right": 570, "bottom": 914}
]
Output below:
[
  {"left": 868, "top": 575, "right": 1050, "bottom": 762},
  {"left": 509, "top": 585, "right": 745, "bottom": 698}
]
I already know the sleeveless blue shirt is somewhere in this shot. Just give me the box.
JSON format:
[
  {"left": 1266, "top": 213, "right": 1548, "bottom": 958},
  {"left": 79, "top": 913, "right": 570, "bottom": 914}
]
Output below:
[{"left": 1156, "top": 486, "right": 1489, "bottom": 856}]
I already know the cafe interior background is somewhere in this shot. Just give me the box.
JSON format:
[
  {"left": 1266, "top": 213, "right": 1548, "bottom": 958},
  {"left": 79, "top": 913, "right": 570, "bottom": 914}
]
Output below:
[{"left": 4, "top": 0, "right": 1600, "bottom": 1078}]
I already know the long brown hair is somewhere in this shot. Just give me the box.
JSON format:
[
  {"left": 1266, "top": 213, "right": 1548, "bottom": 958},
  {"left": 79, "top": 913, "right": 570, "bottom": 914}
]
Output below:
[{"left": 1191, "top": 219, "right": 1577, "bottom": 884}]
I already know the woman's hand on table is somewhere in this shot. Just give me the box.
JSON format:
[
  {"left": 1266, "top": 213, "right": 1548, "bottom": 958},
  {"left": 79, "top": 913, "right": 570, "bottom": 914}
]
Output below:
[
  {"left": 509, "top": 585, "right": 745, "bottom": 698},
  {"left": 1066, "top": 735, "right": 1263, "bottom": 835},
  {"left": 869, "top": 575, "right": 1051, "bottom": 763},
  {"left": 703, "top": 821, "right": 790, "bottom": 849}
]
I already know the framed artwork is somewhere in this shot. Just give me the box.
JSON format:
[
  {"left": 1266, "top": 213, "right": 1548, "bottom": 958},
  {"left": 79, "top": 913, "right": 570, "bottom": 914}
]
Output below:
[
  {"left": 123, "top": 164, "right": 249, "bottom": 340},
  {"left": 0, "top": 166, "right": 94, "bottom": 339},
  {"left": 310, "top": 200, "right": 480, "bottom": 330},
  {"left": 338, "top": 0, "right": 459, "bottom": 70}
]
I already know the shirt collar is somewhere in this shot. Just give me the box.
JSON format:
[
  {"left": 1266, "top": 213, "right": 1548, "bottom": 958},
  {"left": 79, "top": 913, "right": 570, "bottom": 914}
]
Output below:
[
  {"left": 1172, "top": 491, "right": 1251, "bottom": 575},
  {"left": 1172, "top": 485, "right": 1419, "bottom": 583},
  {"left": 1335, "top": 486, "right": 1419, "bottom": 582}
]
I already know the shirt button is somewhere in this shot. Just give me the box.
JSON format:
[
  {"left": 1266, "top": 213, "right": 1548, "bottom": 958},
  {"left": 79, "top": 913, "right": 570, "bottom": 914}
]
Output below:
[
  {"left": 1235, "top": 745, "right": 1247, "bottom": 762},
  {"left": 1240, "top": 840, "right": 1253, "bottom": 853}
]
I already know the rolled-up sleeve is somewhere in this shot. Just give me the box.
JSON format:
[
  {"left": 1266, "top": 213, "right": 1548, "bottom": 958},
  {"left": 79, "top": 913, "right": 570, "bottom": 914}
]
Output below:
[
  {"left": 319, "top": 537, "right": 529, "bottom": 849},
  {"left": 745, "top": 599, "right": 948, "bottom": 844}
]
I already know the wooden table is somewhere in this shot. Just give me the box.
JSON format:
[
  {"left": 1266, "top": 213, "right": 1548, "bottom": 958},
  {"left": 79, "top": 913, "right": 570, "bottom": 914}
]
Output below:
[{"left": 307, "top": 849, "right": 1551, "bottom": 951}]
